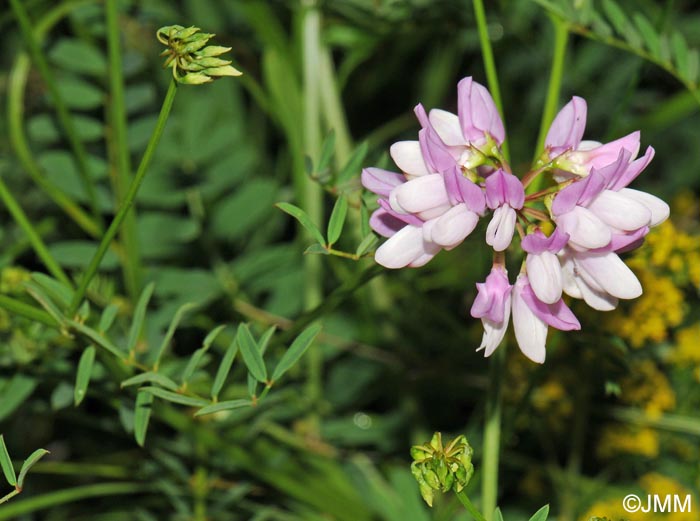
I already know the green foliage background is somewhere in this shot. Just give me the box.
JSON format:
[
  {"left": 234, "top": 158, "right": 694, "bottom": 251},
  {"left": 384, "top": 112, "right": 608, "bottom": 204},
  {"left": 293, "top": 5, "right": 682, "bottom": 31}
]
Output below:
[{"left": 0, "top": 0, "right": 698, "bottom": 519}]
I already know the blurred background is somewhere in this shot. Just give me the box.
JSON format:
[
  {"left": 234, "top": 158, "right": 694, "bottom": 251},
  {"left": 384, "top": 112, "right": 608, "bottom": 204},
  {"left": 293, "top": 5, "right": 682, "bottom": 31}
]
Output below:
[{"left": 0, "top": 0, "right": 698, "bottom": 519}]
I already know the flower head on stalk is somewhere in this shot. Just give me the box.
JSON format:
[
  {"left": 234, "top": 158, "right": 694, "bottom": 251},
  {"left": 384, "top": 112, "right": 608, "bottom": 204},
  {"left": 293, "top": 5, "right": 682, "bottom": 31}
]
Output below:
[
  {"left": 410, "top": 432, "right": 474, "bottom": 506},
  {"left": 157, "top": 25, "right": 242, "bottom": 84},
  {"left": 362, "top": 76, "right": 668, "bottom": 363}
]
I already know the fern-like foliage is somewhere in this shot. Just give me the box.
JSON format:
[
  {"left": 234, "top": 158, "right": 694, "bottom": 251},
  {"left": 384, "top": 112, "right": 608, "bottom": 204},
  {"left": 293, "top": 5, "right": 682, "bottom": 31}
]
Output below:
[{"left": 535, "top": 0, "right": 700, "bottom": 103}]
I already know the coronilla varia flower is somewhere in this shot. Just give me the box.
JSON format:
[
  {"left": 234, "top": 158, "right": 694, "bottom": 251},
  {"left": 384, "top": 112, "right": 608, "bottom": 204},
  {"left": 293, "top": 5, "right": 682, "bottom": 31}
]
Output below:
[
  {"left": 362, "top": 77, "right": 669, "bottom": 363},
  {"left": 410, "top": 432, "right": 474, "bottom": 506},
  {"left": 157, "top": 25, "right": 242, "bottom": 84}
]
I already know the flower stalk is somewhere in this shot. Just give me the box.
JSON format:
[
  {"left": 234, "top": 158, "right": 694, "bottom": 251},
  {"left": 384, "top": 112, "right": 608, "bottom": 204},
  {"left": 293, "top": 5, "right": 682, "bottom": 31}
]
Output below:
[
  {"left": 532, "top": 15, "right": 570, "bottom": 183},
  {"left": 472, "top": 0, "right": 509, "bottom": 162},
  {"left": 482, "top": 342, "right": 505, "bottom": 520},
  {"left": 9, "top": 0, "right": 104, "bottom": 229},
  {"left": 105, "top": 0, "right": 142, "bottom": 301},
  {"left": 67, "top": 80, "right": 179, "bottom": 316},
  {"left": 301, "top": 0, "right": 325, "bottom": 412}
]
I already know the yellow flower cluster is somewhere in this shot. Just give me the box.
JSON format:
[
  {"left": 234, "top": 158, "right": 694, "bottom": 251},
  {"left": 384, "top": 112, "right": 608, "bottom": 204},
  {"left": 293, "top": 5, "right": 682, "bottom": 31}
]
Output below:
[
  {"left": 610, "top": 262, "right": 685, "bottom": 347},
  {"left": 580, "top": 473, "right": 696, "bottom": 521},
  {"left": 597, "top": 361, "right": 675, "bottom": 458},
  {"left": 669, "top": 323, "right": 700, "bottom": 368},
  {"left": 597, "top": 425, "right": 659, "bottom": 459},
  {"left": 604, "top": 209, "right": 699, "bottom": 348},
  {"left": 620, "top": 360, "right": 676, "bottom": 418}
]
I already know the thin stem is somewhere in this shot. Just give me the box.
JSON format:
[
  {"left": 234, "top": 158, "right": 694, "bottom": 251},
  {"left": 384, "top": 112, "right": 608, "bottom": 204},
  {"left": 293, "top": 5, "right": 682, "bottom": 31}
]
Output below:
[
  {"left": 561, "top": 378, "right": 589, "bottom": 521},
  {"left": 0, "top": 295, "right": 59, "bottom": 327},
  {"left": 0, "top": 482, "right": 147, "bottom": 520},
  {"left": 472, "top": 0, "right": 509, "bottom": 162},
  {"left": 456, "top": 489, "right": 488, "bottom": 521},
  {"left": 0, "top": 177, "right": 72, "bottom": 287},
  {"left": 481, "top": 341, "right": 506, "bottom": 520},
  {"left": 68, "top": 80, "right": 178, "bottom": 316},
  {"left": 105, "top": 0, "right": 142, "bottom": 301},
  {"left": 10, "top": 0, "right": 103, "bottom": 227},
  {"left": 520, "top": 207, "right": 550, "bottom": 221},
  {"left": 301, "top": 0, "right": 324, "bottom": 411},
  {"left": 531, "top": 15, "right": 569, "bottom": 189},
  {"left": 0, "top": 489, "right": 20, "bottom": 506},
  {"left": 8, "top": 54, "right": 100, "bottom": 238}
]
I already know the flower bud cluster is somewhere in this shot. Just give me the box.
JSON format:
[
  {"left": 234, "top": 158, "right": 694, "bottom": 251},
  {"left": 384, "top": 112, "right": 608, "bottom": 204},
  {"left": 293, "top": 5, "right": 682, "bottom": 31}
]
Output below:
[
  {"left": 362, "top": 77, "right": 669, "bottom": 363},
  {"left": 410, "top": 432, "right": 474, "bottom": 506},
  {"left": 157, "top": 25, "right": 242, "bottom": 84}
]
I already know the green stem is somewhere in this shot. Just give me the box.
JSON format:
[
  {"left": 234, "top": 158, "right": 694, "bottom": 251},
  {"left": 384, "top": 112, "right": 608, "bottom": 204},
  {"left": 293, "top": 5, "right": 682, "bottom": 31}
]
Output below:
[
  {"left": 318, "top": 48, "right": 353, "bottom": 165},
  {"left": 0, "top": 482, "right": 147, "bottom": 520},
  {"left": 0, "top": 177, "right": 71, "bottom": 287},
  {"left": 8, "top": 58, "right": 100, "bottom": 238},
  {"left": 0, "top": 489, "right": 20, "bottom": 506},
  {"left": 472, "top": 0, "right": 509, "bottom": 162},
  {"left": 531, "top": 15, "right": 569, "bottom": 189},
  {"left": 0, "top": 295, "right": 59, "bottom": 327},
  {"left": 481, "top": 342, "right": 506, "bottom": 520},
  {"left": 68, "top": 80, "right": 178, "bottom": 316},
  {"left": 10, "top": 0, "right": 103, "bottom": 228},
  {"left": 456, "top": 490, "right": 488, "bottom": 521},
  {"left": 301, "top": 0, "right": 324, "bottom": 411},
  {"left": 561, "top": 378, "right": 589, "bottom": 521},
  {"left": 105, "top": 0, "right": 142, "bottom": 301}
]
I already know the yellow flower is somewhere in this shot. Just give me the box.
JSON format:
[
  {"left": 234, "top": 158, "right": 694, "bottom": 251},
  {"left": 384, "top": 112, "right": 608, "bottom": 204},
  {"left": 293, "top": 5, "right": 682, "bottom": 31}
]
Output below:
[
  {"left": 619, "top": 360, "right": 676, "bottom": 417},
  {"left": 639, "top": 473, "right": 697, "bottom": 521},
  {"left": 597, "top": 425, "right": 659, "bottom": 458},
  {"left": 669, "top": 323, "right": 700, "bottom": 366},
  {"left": 607, "top": 265, "right": 685, "bottom": 348}
]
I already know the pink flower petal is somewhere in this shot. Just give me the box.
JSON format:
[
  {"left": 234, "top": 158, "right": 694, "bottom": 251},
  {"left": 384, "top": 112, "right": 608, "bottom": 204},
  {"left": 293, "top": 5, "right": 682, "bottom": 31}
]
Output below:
[
  {"left": 545, "top": 96, "right": 587, "bottom": 153},
  {"left": 390, "top": 141, "right": 430, "bottom": 177},
  {"left": 431, "top": 204, "right": 479, "bottom": 247},
  {"left": 428, "top": 109, "right": 464, "bottom": 146},
  {"left": 457, "top": 77, "right": 505, "bottom": 144},
  {"left": 486, "top": 205, "right": 517, "bottom": 252},
  {"left": 361, "top": 168, "right": 404, "bottom": 197}
]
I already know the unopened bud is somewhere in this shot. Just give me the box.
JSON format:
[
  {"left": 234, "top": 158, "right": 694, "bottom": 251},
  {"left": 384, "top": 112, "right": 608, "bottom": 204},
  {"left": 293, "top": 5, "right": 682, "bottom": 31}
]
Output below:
[{"left": 157, "top": 24, "right": 242, "bottom": 84}]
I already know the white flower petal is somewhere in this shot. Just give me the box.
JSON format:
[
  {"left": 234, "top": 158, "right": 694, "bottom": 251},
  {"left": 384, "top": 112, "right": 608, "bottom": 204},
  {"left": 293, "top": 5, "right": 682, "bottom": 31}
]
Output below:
[
  {"left": 618, "top": 188, "right": 670, "bottom": 227},
  {"left": 577, "top": 278, "right": 619, "bottom": 311},
  {"left": 577, "top": 251, "right": 642, "bottom": 299},
  {"left": 392, "top": 174, "right": 449, "bottom": 214},
  {"left": 555, "top": 206, "right": 611, "bottom": 249},
  {"left": 587, "top": 190, "right": 652, "bottom": 231},
  {"left": 374, "top": 225, "right": 425, "bottom": 269},
  {"left": 417, "top": 203, "right": 452, "bottom": 221},
  {"left": 477, "top": 294, "right": 511, "bottom": 357},
  {"left": 560, "top": 254, "right": 583, "bottom": 299},
  {"left": 526, "top": 252, "right": 563, "bottom": 304},
  {"left": 512, "top": 287, "right": 547, "bottom": 364},
  {"left": 431, "top": 204, "right": 479, "bottom": 247},
  {"left": 429, "top": 109, "right": 464, "bottom": 146},
  {"left": 485, "top": 205, "right": 516, "bottom": 252},
  {"left": 390, "top": 141, "right": 430, "bottom": 177}
]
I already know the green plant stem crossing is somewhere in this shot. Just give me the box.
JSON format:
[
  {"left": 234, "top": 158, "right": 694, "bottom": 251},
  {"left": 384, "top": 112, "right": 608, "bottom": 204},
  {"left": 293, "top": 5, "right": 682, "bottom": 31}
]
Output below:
[{"left": 67, "top": 80, "right": 178, "bottom": 316}]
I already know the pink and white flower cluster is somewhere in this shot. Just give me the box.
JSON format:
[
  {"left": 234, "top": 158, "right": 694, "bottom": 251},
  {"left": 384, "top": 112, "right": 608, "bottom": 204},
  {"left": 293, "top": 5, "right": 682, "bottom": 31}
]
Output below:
[{"left": 362, "top": 77, "right": 669, "bottom": 363}]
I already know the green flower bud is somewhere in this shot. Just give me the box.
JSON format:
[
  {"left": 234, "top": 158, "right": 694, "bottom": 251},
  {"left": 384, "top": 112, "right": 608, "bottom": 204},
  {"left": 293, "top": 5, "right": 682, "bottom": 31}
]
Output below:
[
  {"left": 424, "top": 468, "right": 440, "bottom": 489},
  {"left": 157, "top": 24, "right": 242, "bottom": 84},
  {"left": 410, "top": 445, "right": 431, "bottom": 462},
  {"left": 203, "top": 65, "right": 242, "bottom": 77},
  {"left": 442, "top": 469, "right": 454, "bottom": 492},
  {"left": 179, "top": 73, "right": 212, "bottom": 85},
  {"left": 419, "top": 483, "right": 434, "bottom": 507},
  {"left": 409, "top": 432, "right": 476, "bottom": 507},
  {"left": 429, "top": 432, "right": 442, "bottom": 451},
  {"left": 173, "top": 26, "right": 200, "bottom": 40},
  {"left": 197, "top": 45, "right": 233, "bottom": 57}
]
